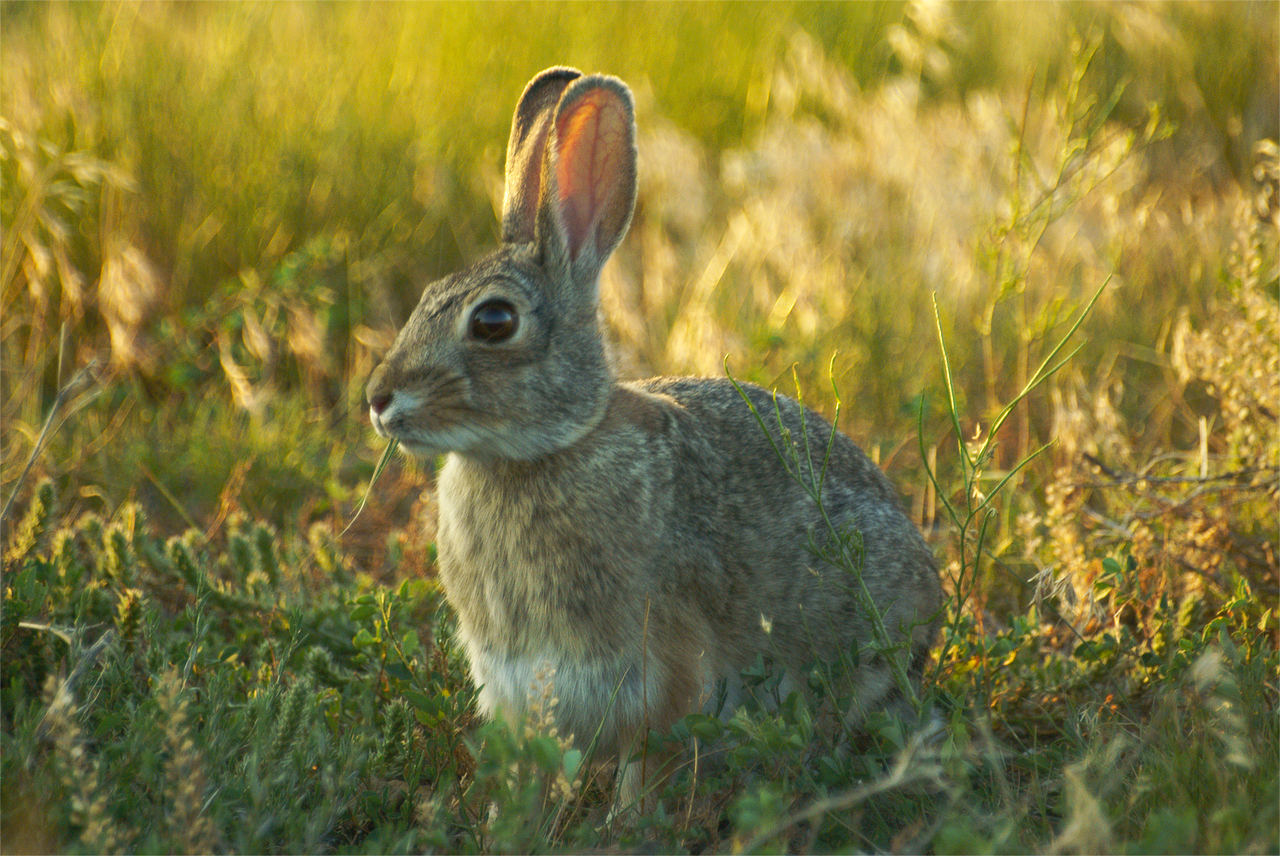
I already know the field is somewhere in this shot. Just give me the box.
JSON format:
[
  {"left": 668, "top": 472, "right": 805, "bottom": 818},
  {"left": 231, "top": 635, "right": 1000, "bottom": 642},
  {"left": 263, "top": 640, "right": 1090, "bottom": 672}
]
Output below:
[{"left": 2, "top": 1, "right": 1277, "bottom": 852}]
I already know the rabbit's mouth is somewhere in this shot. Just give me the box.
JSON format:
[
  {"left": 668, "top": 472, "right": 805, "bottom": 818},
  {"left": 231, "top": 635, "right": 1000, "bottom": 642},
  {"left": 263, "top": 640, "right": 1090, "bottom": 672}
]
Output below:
[
  {"left": 368, "top": 399, "right": 403, "bottom": 444},
  {"left": 370, "top": 416, "right": 454, "bottom": 459},
  {"left": 370, "top": 404, "right": 525, "bottom": 461},
  {"left": 369, "top": 394, "right": 445, "bottom": 457}
]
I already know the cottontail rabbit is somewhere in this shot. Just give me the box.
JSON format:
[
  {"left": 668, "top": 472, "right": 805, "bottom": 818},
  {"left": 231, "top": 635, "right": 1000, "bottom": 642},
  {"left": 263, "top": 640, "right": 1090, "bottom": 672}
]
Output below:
[{"left": 366, "top": 67, "right": 941, "bottom": 809}]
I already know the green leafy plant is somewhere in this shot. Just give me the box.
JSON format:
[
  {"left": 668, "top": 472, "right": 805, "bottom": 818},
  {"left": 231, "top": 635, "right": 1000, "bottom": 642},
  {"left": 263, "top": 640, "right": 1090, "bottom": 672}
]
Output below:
[{"left": 1, "top": 5, "right": 1275, "bottom": 853}]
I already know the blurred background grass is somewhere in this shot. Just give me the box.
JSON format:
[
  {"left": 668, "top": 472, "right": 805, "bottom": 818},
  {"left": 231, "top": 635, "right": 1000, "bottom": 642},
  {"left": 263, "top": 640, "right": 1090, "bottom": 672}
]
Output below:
[
  {"left": 2, "top": 0, "right": 1276, "bottom": 544},
  {"left": 2, "top": 5, "right": 1277, "bottom": 850}
]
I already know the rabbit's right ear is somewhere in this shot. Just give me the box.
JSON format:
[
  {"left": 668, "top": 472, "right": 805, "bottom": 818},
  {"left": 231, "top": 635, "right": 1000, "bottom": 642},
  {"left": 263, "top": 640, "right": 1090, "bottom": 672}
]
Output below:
[
  {"left": 544, "top": 77, "right": 637, "bottom": 275},
  {"left": 502, "top": 67, "right": 582, "bottom": 245},
  {"left": 531, "top": 75, "right": 636, "bottom": 299}
]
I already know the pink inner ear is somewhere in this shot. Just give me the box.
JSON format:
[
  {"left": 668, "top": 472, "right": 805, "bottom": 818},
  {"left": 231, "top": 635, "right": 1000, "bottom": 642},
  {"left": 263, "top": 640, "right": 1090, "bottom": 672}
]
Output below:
[{"left": 555, "top": 90, "right": 627, "bottom": 261}]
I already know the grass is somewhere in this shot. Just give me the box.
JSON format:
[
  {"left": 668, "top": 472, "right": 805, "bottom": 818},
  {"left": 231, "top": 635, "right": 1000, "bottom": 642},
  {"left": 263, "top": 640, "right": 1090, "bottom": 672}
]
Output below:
[{"left": 2, "top": 1, "right": 1278, "bottom": 852}]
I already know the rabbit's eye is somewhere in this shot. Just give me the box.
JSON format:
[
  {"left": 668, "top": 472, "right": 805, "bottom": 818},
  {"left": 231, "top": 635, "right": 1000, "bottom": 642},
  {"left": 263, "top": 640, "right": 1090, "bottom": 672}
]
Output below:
[{"left": 469, "top": 300, "right": 518, "bottom": 343}]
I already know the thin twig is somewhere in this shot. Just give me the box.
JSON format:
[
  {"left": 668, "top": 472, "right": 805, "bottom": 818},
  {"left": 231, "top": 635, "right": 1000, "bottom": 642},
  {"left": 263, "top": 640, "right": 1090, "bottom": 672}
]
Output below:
[
  {"left": 1080, "top": 453, "right": 1271, "bottom": 488},
  {"left": 733, "top": 740, "right": 944, "bottom": 854}
]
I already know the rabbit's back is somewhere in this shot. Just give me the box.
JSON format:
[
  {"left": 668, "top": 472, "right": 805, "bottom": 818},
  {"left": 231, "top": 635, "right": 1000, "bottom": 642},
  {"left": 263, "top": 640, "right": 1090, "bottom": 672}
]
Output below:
[{"left": 635, "top": 377, "right": 941, "bottom": 698}]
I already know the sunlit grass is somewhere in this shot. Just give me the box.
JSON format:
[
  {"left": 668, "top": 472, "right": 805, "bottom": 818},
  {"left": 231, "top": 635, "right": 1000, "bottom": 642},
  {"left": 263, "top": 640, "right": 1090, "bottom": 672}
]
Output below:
[{"left": 1, "top": 1, "right": 1277, "bottom": 852}]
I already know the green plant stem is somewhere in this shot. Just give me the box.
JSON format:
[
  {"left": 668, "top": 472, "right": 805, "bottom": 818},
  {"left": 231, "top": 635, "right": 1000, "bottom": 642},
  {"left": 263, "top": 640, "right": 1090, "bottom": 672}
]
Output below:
[{"left": 1, "top": 361, "right": 99, "bottom": 530}]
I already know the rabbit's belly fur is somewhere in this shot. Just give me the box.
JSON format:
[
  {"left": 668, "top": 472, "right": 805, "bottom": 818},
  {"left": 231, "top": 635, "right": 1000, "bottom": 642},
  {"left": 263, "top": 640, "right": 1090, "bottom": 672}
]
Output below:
[
  {"left": 464, "top": 645, "right": 714, "bottom": 748},
  {"left": 465, "top": 646, "right": 802, "bottom": 750}
]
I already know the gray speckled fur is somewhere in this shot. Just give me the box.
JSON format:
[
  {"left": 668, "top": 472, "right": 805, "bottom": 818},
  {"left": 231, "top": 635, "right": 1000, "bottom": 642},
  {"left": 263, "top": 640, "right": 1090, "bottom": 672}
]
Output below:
[{"left": 365, "top": 68, "right": 942, "bottom": 807}]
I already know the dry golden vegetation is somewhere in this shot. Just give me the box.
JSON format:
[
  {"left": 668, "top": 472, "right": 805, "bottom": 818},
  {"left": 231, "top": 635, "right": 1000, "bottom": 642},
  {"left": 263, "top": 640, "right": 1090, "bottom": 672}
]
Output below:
[{"left": 2, "top": 2, "right": 1277, "bottom": 852}]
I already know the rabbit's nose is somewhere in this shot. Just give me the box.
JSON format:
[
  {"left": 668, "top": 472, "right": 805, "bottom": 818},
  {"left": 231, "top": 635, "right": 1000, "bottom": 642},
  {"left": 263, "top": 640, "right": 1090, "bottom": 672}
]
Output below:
[{"left": 369, "top": 391, "right": 394, "bottom": 415}]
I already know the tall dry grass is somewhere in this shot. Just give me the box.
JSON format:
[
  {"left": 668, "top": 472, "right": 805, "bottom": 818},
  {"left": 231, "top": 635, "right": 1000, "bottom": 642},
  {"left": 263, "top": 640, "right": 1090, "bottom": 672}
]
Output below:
[{"left": 0, "top": 5, "right": 1276, "bottom": 849}]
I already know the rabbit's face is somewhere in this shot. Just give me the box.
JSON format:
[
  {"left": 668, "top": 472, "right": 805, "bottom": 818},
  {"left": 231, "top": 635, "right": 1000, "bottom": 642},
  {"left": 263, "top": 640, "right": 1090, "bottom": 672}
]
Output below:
[
  {"left": 365, "top": 246, "right": 612, "bottom": 461},
  {"left": 367, "top": 69, "right": 636, "bottom": 463}
]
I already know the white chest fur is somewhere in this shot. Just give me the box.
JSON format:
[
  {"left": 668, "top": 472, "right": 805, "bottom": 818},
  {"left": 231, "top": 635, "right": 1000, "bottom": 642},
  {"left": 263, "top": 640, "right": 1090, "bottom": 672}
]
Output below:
[{"left": 461, "top": 636, "right": 673, "bottom": 750}]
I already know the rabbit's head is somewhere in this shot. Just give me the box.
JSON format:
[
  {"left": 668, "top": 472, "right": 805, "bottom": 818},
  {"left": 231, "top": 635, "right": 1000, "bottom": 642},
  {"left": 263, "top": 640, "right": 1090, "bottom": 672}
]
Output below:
[{"left": 366, "top": 68, "right": 637, "bottom": 460}]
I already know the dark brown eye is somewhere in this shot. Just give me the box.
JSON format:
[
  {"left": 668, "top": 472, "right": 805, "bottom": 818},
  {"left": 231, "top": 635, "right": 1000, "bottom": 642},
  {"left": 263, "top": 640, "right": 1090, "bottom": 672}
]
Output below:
[{"left": 469, "top": 300, "right": 518, "bottom": 343}]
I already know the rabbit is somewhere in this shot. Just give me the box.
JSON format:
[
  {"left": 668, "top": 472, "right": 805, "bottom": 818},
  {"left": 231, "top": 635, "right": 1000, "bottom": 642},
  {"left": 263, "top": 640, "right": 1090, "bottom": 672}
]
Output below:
[{"left": 365, "top": 67, "right": 942, "bottom": 811}]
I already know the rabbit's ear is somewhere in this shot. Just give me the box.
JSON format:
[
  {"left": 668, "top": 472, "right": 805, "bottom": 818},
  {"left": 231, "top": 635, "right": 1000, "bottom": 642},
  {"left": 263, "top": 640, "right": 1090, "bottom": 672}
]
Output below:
[
  {"left": 541, "top": 75, "right": 637, "bottom": 289},
  {"left": 502, "top": 67, "right": 582, "bottom": 245}
]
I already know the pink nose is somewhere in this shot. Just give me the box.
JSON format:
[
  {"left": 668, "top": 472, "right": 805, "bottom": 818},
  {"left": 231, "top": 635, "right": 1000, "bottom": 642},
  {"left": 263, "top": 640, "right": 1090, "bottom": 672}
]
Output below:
[{"left": 369, "top": 392, "right": 393, "bottom": 415}]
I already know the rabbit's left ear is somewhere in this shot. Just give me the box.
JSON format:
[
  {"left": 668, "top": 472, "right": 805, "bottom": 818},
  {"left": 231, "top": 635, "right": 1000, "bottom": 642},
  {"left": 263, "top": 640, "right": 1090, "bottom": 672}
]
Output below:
[
  {"left": 540, "top": 75, "right": 638, "bottom": 290},
  {"left": 502, "top": 67, "right": 583, "bottom": 246}
]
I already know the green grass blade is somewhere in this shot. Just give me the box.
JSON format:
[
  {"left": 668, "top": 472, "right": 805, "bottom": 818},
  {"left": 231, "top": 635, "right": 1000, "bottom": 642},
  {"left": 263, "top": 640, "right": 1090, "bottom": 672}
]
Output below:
[{"left": 340, "top": 438, "right": 399, "bottom": 540}]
